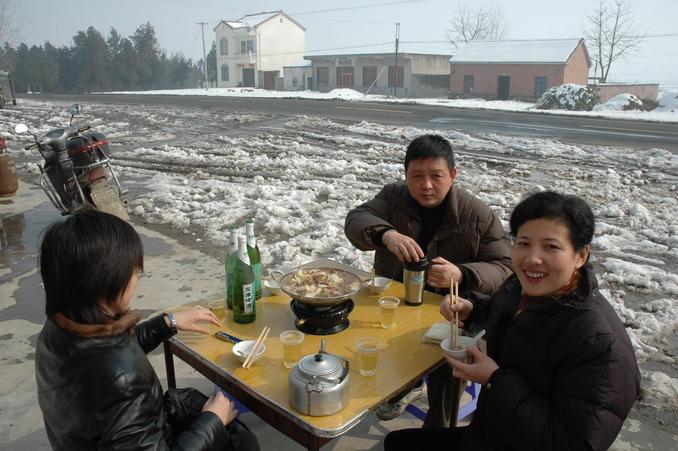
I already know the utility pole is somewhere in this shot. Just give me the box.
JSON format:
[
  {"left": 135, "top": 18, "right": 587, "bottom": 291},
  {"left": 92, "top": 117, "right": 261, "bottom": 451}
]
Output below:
[
  {"left": 393, "top": 22, "right": 400, "bottom": 97},
  {"left": 197, "top": 22, "right": 209, "bottom": 91}
]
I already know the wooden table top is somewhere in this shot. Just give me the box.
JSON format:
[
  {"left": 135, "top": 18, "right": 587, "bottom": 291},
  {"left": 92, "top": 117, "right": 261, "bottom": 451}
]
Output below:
[{"left": 171, "top": 281, "right": 446, "bottom": 437}]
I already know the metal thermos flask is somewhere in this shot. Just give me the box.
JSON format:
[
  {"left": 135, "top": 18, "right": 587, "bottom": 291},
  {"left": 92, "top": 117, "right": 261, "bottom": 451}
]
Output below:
[{"left": 403, "top": 256, "right": 428, "bottom": 306}]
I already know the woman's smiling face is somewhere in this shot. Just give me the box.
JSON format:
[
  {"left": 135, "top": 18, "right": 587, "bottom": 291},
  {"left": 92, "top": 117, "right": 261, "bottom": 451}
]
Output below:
[{"left": 511, "top": 218, "right": 589, "bottom": 297}]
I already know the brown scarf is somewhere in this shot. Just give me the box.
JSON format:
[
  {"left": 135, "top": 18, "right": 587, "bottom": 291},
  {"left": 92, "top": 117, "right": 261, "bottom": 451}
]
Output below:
[
  {"left": 54, "top": 310, "right": 142, "bottom": 338},
  {"left": 515, "top": 270, "right": 582, "bottom": 317}
]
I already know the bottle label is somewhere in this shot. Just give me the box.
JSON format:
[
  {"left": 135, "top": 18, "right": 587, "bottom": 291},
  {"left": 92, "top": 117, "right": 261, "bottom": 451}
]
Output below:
[{"left": 242, "top": 283, "right": 254, "bottom": 313}]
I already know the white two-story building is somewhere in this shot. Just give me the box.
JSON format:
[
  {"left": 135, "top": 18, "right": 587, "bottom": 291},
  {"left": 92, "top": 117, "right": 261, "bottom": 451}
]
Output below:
[{"left": 214, "top": 11, "right": 305, "bottom": 89}]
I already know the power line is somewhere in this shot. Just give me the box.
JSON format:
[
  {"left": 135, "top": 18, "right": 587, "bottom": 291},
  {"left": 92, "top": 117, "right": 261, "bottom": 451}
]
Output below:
[
  {"left": 290, "top": 0, "right": 438, "bottom": 16},
  {"left": 292, "top": 16, "right": 395, "bottom": 25}
]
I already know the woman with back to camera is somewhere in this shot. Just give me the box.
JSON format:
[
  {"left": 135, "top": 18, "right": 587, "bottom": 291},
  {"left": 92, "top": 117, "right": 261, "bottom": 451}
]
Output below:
[
  {"left": 385, "top": 191, "right": 640, "bottom": 451},
  {"left": 35, "top": 210, "right": 259, "bottom": 451}
]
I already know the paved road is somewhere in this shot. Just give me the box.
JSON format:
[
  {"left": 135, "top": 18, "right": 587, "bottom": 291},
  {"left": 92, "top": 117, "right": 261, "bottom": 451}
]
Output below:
[{"left": 32, "top": 94, "right": 678, "bottom": 150}]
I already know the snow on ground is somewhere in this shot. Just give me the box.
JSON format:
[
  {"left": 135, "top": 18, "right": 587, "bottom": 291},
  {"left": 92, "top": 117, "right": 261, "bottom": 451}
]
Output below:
[
  {"left": 100, "top": 87, "right": 678, "bottom": 123},
  {"left": 2, "top": 98, "right": 677, "bottom": 412}
]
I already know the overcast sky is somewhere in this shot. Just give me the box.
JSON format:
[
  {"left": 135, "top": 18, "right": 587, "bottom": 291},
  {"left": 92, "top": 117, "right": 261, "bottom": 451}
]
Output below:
[{"left": 13, "top": 0, "right": 678, "bottom": 85}]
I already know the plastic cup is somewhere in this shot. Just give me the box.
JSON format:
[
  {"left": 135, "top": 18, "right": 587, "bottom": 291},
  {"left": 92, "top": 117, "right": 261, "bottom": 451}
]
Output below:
[
  {"left": 356, "top": 337, "right": 382, "bottom": 376},
  {"left": 280, "top": 330, "right": 305, "bottom": 368},
  {"left": 378, "top": 296, "right": 400, "bottom": 329},
  {"left": 208, "top": 299, "right": 225, "bottom": 321}
]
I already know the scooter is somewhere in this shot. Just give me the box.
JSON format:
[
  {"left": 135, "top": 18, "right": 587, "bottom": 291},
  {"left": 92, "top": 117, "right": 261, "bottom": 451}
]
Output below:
[{"left": 15, "top": 104, "right": 129, "bottom": 220}]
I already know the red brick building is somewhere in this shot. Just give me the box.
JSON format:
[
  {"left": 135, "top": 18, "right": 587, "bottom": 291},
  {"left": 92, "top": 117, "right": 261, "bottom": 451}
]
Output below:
[{"left": 449, "top": 39, "right": 591, "bottom": 100}]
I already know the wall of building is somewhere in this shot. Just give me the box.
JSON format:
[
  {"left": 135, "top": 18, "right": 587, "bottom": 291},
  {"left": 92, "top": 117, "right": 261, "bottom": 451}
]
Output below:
[
  {"left": 214, "top": 14, "right": 305, "bottom": 88},
  {"left": 283, "top": 66, "right": 312, "bottom": 90},
  {"left": 450, "top": 63, "right": 567, "bottom": 98},
  {"left": 215, "top": 23, "right": 257, "bottom": 88},
  {"left": 591, "top": 83, "right": 659, "bottom": 102},
  {"left": 412, "top": 74, "right": 449, "bottom": 98},
  {"left": 563, "top": 43, "right": 590, "bottom": 85},
  {"left": 410, "top": 54, "right": 451, "bottom": 75},
  {"left": 256, "top": 15, "right": 305, "bottom": 72},
  {"left": 310, "top": 55, "right": 414, "bottom": 96}
]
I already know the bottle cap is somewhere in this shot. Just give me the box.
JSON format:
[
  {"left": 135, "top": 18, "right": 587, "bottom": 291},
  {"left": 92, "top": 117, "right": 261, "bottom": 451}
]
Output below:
[{"left": 404, "top": 255, "right": 429, "bottom": 271}]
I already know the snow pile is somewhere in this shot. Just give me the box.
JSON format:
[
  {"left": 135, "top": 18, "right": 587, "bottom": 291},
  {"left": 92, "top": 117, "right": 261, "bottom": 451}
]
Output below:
[
  {"left": 655, "top": 92, "right": 678, "bottom": 113},
  {"left": 593, "top": 93, "right": 644, "bottom": 112},
  {"left": 535, "top": 84, "right": 597, "bottom": 111},
  {"left": 639, "top": 370, "right": 678, "bottom": 409}
]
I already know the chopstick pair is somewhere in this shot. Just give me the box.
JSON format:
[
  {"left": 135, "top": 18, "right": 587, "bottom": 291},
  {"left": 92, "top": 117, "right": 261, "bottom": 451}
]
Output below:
[
  {"left": 450, "top": 279, "right": 460, "bottom": 348},
  {"left": 242, "top": 326, "right": 270, "bottom": 369}
]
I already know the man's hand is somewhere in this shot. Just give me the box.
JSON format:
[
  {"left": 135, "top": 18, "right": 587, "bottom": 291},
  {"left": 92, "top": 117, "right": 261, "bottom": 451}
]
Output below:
[
  {"left": 445, "top": 346, "right": 498, "bottom": 385},
  {"left": 382, "top": 230, "right": 425, "bottom": 262},
  {"left": 172, "top": 306, "right": 221, "bottom": 334},
  {"left": 427, "top": 256, "right": 462, "bottom": 288},
  {"left": 202, "top": 391, "right": 238, "bottom": 425}
]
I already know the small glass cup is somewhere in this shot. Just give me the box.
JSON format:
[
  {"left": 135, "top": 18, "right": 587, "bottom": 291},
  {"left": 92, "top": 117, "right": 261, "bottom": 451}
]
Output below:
[
  {"left": 280, "top": 330, "right": 305, "bottom": 368},
  {"left": 378, "top": 296, "right": 400, "bottom": 329},
  {"left": 208, "top": 298, "right": 226, "bottom": 321},
  {"left": 356, "top": 337, "right": 382, "bottom": 376}
]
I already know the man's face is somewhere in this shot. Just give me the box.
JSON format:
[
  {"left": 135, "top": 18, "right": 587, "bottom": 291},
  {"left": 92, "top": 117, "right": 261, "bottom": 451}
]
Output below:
[{"left": 405, "top": 157, "right": 456, "bottom": 207}]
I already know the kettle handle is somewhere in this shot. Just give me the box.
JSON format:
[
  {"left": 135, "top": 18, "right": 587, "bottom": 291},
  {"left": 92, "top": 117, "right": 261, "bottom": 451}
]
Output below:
[
  {"left": 316, "top": 339, "right": 350, "bottom": 384},
  {"left": 308, "top": 357, "right": 350, "bottom": 385}
]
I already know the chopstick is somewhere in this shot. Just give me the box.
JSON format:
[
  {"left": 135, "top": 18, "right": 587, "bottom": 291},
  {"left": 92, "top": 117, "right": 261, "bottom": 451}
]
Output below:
[
  {"left": 243, "top": 326, "right": 270, "bottom": 369},
  {"left": 450, "top": 279, "right": 460, "bottom": 348},
  {"left": 371, "top": 267, "right": 375, "bottom": 287}
]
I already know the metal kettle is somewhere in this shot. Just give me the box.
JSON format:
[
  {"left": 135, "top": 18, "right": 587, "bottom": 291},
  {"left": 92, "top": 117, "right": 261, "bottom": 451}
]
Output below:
[{"left": 288, "top": 339, "right": 350, "bottom": 416}]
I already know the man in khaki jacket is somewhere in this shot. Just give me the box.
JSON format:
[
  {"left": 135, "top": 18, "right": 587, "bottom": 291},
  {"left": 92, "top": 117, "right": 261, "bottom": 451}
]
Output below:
[{"left": 344, "top": 134, "right": 512, "bottom": 425}]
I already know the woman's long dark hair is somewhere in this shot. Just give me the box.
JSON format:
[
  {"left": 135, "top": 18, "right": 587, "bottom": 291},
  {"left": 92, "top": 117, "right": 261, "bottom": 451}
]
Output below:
[{"left": 39, "top": 211, "right": 143, "bottom": 324}]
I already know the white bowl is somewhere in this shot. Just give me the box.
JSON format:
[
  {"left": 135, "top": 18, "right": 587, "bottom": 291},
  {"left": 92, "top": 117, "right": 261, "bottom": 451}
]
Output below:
[
  {"left": 370, "top": 276, "right": 391, "bottom": 294},
  {"left": 263, "top": 277, "right": 283, "bottom": 295},
  {"left": 232, "top": 340, "right": 266, "bottom": 364},
  {"left": 440, "top": 335, "right": 475, "bottom": 361}
]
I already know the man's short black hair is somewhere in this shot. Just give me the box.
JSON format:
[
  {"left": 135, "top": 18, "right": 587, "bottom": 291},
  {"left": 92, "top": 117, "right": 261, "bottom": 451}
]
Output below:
[
  {"left": 509, "top": 191, "right": 595, "bottom": 252},
  {"left": 39, "top": 211, "right": 144, "bottom": 324},
  {"left": 404, "top": 134, "right": 455, "bottom": 171}
]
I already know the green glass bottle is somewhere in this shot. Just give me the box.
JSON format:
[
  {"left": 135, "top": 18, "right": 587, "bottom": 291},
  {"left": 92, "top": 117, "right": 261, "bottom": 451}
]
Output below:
[
  {"left": 232, "top": 235, "right": 256, "bottom": 324},
  {"left": 245, "top": 219, "right": 262, "bottom": 300},
  {"left": 225, "top": 226, "right": 238, "bottom": 310}
]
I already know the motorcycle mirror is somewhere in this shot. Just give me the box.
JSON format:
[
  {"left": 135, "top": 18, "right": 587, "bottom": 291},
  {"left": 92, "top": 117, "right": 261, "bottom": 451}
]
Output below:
[
  {"left": 68, "top": 104, "right": 81, "bottom": 115},
  {"left": 14, "top": 124, "right": 28, "bottom": 134}
]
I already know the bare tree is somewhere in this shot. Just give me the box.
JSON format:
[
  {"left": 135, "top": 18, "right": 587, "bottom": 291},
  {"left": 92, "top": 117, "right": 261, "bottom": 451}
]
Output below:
[
  {"left": 584, "top": 0, "right": 644, "bottom": 83},
  {"left": 0, "top": 0, "right": 23, "bottom": 69},
  {"left": 445, "top": 2, "right": 509, "bottom": 51}
]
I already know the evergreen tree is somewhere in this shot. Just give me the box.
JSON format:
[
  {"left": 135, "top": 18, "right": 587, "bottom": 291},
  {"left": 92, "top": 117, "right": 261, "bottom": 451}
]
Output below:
[
  {"left": 131, "top": 22, "right": 162, "bottom": 89},
  {"left": 206, "top": 41, "right": 217, "bottom": 85}
]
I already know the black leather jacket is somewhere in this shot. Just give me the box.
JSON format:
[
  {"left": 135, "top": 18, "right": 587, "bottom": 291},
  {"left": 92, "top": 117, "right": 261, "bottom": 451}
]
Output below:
[{"left": 36, "top": 314, "right": 227, "bottom": 450}]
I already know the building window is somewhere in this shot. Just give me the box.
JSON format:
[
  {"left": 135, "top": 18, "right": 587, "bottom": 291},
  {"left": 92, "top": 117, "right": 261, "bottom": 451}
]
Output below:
[
  {"left": 363, "top": 66, "right": 377, "bottom": 87},
  {"left": 221, "top": 64, "right": 229, "bottom": 82},
  {"left": 240, "top": 40, "right": 256, "bottom": 54},
  {"left": 534, "top": 76, "right": 548, "bottom": 97},
  {"left": 388, "top": 65, "right": 404, "bottom": 88},
  {"left": 292, "top": 77, "right": 298, "bottom": 87},
  {"left": 317, "top": 67, "right": 329, "bottom": 85},
  {"left": 220, "top": 38, "right": 228, "bottom": 55},
  {"left": 463, "top": 75, "right": 474, "bottom": 94}
]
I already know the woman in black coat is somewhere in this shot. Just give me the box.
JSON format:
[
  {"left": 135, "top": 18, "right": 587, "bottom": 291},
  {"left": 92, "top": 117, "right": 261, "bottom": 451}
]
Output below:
[
  {"left": 385, "top": 191, "right": 640, "bottom": 451},
  {"left": 35, "top": 211, "right": 259, "bottom": 451}
]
